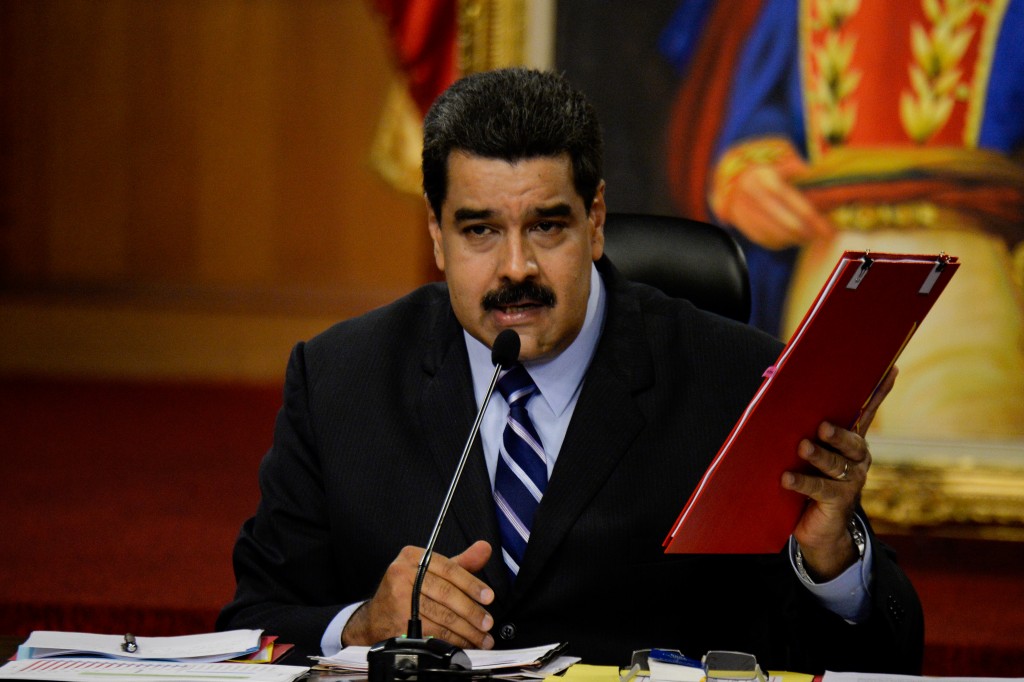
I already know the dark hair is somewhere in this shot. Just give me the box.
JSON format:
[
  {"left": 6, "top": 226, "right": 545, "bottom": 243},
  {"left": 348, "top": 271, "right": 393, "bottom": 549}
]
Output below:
[{"left": 422, "top": 67, "right": 604, "bottom": 221}]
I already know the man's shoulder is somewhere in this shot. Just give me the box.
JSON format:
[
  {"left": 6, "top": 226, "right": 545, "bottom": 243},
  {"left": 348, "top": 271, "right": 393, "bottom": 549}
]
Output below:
[
  {"left": 597, "top": 255, "right": 782, "bottom": 358},
  {"left": 304, "top": 282, "right": 453, "bottom": 359},
  {"left": 616, "top": 276, "right": 782, "bottom": 356}
]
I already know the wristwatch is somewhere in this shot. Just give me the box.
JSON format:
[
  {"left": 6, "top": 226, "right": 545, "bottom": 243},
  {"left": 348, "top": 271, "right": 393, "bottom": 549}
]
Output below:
[{"left": 794, "top": 517, "right": 866, "bottom": 584}]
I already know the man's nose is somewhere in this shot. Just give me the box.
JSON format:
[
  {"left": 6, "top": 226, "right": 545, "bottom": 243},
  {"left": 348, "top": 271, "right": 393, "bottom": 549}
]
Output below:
[{"left": 499, "top": 232, "right": 539, "bottom": 281}]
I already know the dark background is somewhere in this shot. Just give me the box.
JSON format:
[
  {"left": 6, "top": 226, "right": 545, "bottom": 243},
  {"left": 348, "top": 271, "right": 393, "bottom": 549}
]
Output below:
[{"left": 556, "top": 1, "right": 684, "bottom": 216}]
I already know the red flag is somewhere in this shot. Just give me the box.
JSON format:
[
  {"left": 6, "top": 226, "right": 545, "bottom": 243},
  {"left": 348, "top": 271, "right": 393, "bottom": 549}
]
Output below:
[{"left": 372, "top": 0, "right": 459, "bottom": 115}]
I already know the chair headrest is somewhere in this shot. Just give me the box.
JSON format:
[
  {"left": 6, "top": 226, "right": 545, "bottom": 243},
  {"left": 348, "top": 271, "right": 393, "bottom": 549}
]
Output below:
[{"left": 602, "top": 212, "right": 751, "bottom": 322}]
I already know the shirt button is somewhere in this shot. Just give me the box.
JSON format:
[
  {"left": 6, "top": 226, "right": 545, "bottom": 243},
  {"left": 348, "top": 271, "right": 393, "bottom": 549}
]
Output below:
[{"left": 498, "top": 623, "right": 516, "bottom": 640}]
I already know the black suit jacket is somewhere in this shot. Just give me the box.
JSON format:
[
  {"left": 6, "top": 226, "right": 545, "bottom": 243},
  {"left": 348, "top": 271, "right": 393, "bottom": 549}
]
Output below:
[{"left": 218, "top": 258, "right": 923, "bottom": 673}]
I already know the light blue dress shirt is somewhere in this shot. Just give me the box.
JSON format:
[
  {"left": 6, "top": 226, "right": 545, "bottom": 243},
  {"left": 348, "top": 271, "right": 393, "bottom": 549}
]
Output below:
[{"left": 466, "top": 262, "right": 607, "bottom": 486}]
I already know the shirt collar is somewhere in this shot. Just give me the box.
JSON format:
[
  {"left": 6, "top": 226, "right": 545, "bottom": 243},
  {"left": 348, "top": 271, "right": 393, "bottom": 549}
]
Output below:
[{"left": 464, "top": 261, "right": 606, "bottom": 417}]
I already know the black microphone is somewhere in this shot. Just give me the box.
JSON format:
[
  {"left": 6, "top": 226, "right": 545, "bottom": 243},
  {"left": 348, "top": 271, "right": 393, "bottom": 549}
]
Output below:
[{"left": 368, "top": 329, "right": 521, "bottom": 682}]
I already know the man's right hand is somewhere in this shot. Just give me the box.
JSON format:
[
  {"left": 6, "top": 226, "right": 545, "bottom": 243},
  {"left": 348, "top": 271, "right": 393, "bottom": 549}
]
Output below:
[{"left": 341, "top": 540, "right": 496, "bottom": 649}]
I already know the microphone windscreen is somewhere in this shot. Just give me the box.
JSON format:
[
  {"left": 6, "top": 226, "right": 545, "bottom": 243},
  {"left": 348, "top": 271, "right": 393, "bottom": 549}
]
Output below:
[{"left": 491, "top": 329, "right": 521, "bottom": 367}]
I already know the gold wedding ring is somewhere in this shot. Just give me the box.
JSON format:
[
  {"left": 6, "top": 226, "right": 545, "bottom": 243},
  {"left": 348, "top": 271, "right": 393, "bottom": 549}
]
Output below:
[{"left": 835, "top": 460, "right": 850, "bottom": 481}]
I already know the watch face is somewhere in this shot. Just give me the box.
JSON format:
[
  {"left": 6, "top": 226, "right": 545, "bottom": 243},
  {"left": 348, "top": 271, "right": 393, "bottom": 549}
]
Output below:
[{"left": 849, "top": 519, "right": 866, "bottom": 558}]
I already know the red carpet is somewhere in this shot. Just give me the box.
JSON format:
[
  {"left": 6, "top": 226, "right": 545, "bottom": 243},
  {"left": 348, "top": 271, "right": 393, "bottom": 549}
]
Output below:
[
  {"left": 0, "top": 377, "right": 280, "bottom": 638},
  {"left": 1, "top": 377, "right": 1022, "bottom": 675},
  {"left": 883, "top": 534, "right": 1024, "bottom": 676}
]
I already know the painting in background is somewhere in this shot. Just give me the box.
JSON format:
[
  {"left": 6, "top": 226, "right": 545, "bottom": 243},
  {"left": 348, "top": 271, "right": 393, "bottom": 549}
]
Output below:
[
  {"left": 557, "top": 0, "right": 1024, "bottom": 445},
  {"left": 555, "top": 1, "right": 683, "bottom": 216}
]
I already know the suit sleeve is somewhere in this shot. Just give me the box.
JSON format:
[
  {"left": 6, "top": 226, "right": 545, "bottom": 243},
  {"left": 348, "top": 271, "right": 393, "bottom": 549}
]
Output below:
[
  {"left": 776, "top": 515, "right": 924, "bottom": 674},
  {"left": 216, "top": 342, "right": 352, "bottom": 658}
]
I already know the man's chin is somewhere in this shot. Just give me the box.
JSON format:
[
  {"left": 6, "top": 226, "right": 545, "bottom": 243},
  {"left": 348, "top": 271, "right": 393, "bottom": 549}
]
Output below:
[
  {"left": 511, "top": 333, "right": 558, "bottom": 363},
  {"left": 483, "top": 326, "right": 542, "bottom": 361}
]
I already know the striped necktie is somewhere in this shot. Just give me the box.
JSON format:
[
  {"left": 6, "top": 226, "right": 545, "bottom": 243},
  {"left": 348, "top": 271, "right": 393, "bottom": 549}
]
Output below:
[{"left": 493, "top": 364, "right": 548, "bottom": 579}]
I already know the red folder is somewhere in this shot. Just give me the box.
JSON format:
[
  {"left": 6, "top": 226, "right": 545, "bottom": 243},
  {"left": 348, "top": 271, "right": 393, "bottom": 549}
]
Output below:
[{"left": 663, "top": 251, "right": 959, "bottom": 554}]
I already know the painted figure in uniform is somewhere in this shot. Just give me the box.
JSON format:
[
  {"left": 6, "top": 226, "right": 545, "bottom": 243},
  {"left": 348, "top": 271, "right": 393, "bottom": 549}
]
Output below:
[{"left": 695, "top": 0, "right": 1024, "bottom": 438}]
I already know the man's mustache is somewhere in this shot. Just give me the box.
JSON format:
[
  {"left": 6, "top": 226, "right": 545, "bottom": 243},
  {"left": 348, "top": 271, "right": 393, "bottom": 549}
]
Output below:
[{"left": 482, "top": 281, "right": 557, "bottom": 310}]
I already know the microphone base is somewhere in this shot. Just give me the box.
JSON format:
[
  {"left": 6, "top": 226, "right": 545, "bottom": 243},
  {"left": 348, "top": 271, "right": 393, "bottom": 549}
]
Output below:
[{"left": 367, "top": 636, "right": 472, "bottom": 682}]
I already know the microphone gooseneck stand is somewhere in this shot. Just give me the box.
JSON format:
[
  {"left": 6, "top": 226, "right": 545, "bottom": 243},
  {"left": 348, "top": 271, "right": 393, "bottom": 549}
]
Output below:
[{"left": 367, "top": 329, "right": 521, "bottom": 682}]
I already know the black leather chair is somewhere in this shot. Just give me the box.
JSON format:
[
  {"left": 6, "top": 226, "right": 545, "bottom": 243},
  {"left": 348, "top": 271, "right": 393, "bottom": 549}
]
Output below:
[{"left": 602, "top": 212, "right": 751, "bottom": 323}]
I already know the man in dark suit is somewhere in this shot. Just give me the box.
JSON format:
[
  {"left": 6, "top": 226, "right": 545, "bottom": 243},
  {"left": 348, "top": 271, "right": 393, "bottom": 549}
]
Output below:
[{"left": 218, "top": 68, "right": 923, "bottom": 673}]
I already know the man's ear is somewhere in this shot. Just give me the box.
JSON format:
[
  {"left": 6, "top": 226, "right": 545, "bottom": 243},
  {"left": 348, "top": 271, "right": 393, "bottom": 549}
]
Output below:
[
  {"left": 425, "top": 195, "right": 445, "bottom": 272},
  {"left": 589, "top": 180, "right": 607, "bottom": 261}
]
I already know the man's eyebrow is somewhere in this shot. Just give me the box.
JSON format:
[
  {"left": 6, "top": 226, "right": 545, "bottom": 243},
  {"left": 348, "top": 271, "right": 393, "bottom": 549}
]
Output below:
[
  {"left": 452, "top": 203, "right": 573, "bottom": 223},
  {"left": 453, "top": 207, "right": 493, "bottom": 222},
  {"left": 534, "top": 203, "right": 573, "bottom": 218}
]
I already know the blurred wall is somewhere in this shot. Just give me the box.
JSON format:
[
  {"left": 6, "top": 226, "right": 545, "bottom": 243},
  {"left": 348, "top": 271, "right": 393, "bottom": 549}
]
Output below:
[{"left": 0, "top": 0, "right": 430, "bottom": 382}]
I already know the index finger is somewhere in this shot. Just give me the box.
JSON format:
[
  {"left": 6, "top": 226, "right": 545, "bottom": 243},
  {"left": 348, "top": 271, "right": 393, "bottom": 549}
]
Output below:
[
  {"left": 854, "top": 365, "right": 898, "bottom": 436},
  {"left": 417, "top": 553, "right": 494, "bottom": 647},
  {"left": 427, "top": 547, "right": 493, "bottom": 605}
]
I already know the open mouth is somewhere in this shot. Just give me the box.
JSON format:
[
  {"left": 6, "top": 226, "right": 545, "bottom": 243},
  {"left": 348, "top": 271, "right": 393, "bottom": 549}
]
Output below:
[{"left": 498, "top": 301, "right": 544, "bottom": 314}]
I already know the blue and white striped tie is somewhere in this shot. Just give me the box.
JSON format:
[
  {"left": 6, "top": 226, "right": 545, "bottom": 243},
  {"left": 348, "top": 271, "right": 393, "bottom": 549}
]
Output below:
[{"left": 493, "top": 364, "right": 547, "bottom": 579}]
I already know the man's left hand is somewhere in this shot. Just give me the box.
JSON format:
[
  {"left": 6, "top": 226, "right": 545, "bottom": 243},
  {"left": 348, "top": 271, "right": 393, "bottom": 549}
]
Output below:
[{"left": 781, "top": 367, "right": 898, "bottom": 581}]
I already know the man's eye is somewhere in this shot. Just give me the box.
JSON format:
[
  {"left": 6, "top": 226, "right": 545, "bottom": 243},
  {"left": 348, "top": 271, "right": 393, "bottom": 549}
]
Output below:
[
  {"left": 534, "top": 221, "right": 563, "bottom": 233},
  {"left": 464, "top": 225, "right": 491, "bottom": 236}
]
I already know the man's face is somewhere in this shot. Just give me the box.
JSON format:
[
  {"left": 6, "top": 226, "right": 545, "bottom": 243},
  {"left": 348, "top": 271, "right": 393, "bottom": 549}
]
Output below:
[{"left": 428, "top": 151, "right": 606, "bottom": 362}]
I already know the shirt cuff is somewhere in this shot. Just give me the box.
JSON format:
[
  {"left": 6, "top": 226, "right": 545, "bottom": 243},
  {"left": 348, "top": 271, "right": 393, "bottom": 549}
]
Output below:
[
  {"left": 788, "top": 516, "right": 874, "bottom": 623},
  {"left": 320, "top": 601, "right": 366, "bottom": 657}
]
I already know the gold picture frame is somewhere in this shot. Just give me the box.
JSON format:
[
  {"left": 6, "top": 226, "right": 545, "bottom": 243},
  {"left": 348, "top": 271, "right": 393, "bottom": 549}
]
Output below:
[
  {"left": 865, "top": 437, "right": 1024, "bottom": 540},
  {"left": 370, "top": 0, "right": 546, "bottom": 196},
  {"left": 458, "top": 0, "right": 527, "bottom": 74}
]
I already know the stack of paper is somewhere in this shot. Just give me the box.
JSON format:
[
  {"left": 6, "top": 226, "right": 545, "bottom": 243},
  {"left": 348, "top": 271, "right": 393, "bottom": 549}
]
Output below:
[
  {"left": 822, "top": 672, "right": 1022, "bottom": 682},
  {"left": 314, "top": 643, "right": 578, "bottom": 679},
  {"left": 17, "top": 630, "right": 265, "bottom": 663},
  {"left": 0, "top": 658, "right": 310, "bottom": 682}
]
